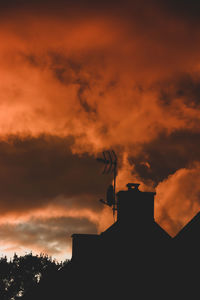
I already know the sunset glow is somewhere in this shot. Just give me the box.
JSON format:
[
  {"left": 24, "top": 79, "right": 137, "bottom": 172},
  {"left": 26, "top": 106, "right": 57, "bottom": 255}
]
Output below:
[{"left": 1, "top": 0, "right": 200, "bottom": 261}]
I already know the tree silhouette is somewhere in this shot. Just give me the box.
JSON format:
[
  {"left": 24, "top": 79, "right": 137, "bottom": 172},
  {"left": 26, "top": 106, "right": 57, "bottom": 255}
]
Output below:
[{"left": 0, "top": 253, "right": 67, "bottom": 299}]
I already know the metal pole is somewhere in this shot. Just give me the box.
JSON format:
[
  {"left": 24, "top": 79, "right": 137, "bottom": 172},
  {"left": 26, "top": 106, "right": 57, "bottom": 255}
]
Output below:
[{"left": 113, "top": 161, "right": 117, "bottom": 220}]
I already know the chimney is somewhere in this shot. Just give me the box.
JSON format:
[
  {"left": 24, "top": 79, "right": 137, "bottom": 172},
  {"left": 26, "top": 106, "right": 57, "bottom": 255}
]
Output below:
[{"left": 117, "top": 183, "right": 156, "bottom": 224}]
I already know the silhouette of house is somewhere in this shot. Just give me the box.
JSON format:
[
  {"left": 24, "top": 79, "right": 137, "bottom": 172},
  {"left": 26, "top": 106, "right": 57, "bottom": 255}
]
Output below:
[
  {"left": 21, "top": 182, "right": 200, "bottom": 300},
  {"left": 72, "top": 183, "right": 171, "bottom": 262},
  {"left": 69, "top": 182, "right": 200, "bottom": 298}
]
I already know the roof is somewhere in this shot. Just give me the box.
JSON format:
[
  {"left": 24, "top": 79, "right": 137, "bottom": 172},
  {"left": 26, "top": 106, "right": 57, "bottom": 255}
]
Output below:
[
  {"left": 174, "top": 212, "right": 200, "bottom": 241},
  {"left": 152, "top": 221, "right": 172, "bottom": 240},
  {"left": 100, "top": 219, "right": 171, "bottom": 240},
  {"left": 71, "top": 233, "right": 99, "bottom": 238},
  {"left": 100, "top": 221, "right": 120, "bottom": 237}
]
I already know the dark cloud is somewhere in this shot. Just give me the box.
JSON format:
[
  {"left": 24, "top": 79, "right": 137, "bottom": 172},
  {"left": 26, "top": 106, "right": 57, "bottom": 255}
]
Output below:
[
  {"left": 158, "top": 73, "right": 200, "bottom": 108},
  {"left": 126, "top": 72, "right": 200, "bottom": 186},
  {"left": 157, "top": 0, "right": 200, "bottom": 21},
  {"left": 0, "top": 135, "right": 112, "bottom": 214},
  {"left": 1, "top": 0, "right": 200, "bottom": 23},
  {"left": 128, "top": 130, "right": 200, "bottom": 186},
  {"left": 22, "top": 51, "right": 99, "bottom": 114},
  {"left": 0, "top": 0, "right": 123, "bottom": 17}
]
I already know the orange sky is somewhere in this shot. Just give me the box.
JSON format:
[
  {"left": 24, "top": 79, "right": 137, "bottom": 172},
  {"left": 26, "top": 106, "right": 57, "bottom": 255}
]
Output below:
[{"left": 1, "top": 0, "right": 200, "bottom": 260}]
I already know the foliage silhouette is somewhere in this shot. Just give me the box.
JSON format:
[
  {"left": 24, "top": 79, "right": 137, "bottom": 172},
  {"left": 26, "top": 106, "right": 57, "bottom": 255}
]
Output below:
[{"left": 0, "top": 253, "right": 67, "bottom": 299}]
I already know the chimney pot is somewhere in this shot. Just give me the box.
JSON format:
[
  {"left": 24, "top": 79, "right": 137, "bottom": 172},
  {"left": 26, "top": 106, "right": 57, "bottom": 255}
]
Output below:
[{"left": 126, "top": 183, "right": 140, "bottom": 191}]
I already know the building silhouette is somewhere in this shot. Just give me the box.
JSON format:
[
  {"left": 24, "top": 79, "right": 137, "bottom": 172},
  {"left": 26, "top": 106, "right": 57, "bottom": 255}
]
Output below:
[
  {"left": 72, "top": 183, "right": 171, "bottom": 264},
  {"left": 69, "top": 182, "right": 200, "bottom": 298},
  {"left": 22, "top": 182, "right": 200, "bottom": 299}
]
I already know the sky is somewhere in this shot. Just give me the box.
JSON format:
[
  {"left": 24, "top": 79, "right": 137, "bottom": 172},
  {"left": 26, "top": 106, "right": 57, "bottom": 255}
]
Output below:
[{"left": 1, "top": 0, "right": 200, "bottom": 261}]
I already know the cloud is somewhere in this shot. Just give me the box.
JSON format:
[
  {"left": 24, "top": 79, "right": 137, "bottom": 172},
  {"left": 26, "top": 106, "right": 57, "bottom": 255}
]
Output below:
[
  {"left": 1, "top": 0, "right": 200, "bottom": 258},
  {"left": 0, "top": 216, "right": 97, "bottom": 260},
  {"left": 0, "top": 135, "right": 113, "bottom": 215},
  {"left": 0, "top": 2, "right": 200, "bottom": 153},
  {"left": 127, "top": 130, "right": 200, "bottom": 186},
  {"left": 155, "top": 164, "right": 200, "bottom": 236},
  {"left": 0, "top": 134, "right": 115, "bottom": 260}
]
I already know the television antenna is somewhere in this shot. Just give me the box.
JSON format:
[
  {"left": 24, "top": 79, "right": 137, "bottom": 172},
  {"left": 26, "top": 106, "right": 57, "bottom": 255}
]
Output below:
[{"left": 97, "top": 150, "right": 118, "bottom": 220}]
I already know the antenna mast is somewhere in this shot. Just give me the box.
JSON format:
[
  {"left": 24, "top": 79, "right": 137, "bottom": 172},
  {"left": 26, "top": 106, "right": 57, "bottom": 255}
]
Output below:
[{"left": 97, "top": 150, "right": 118, "bottom": 220}]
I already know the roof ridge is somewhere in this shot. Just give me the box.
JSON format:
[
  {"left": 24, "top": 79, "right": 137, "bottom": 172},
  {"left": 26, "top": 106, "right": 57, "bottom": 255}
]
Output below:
[{"left": 175, "top": 211, "right": 200, "bottom": 239}]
